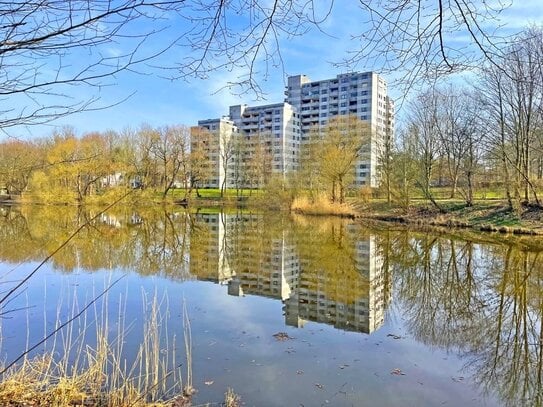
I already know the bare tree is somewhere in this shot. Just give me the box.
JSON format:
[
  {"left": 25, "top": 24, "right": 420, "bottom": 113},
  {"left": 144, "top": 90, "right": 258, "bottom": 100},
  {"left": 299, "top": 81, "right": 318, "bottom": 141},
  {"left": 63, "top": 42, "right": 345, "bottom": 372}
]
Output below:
[
  {"left": 377, "top": 104, "right": 395, "bottom": 203},
  {"left": 435, "top": 86, "right": 484, "bottom": 204},
  {"left": 0, "top": 0, "right": 521, "bottom": 132},
  {"left": 179, "top": 1, "right": 517, "bottom": 95},
  {"left": 405, "top": 89, "right": 443, "bottom": 210},
  {"left": 390, "top": 127, "right": 420, "bottom": 209},
  {"left": 150, "top": 125, "right": 191, "bottom": 198},
  {"left": 219, "top": 130, "right": 236, "bottom": 197},
  {"left": 0, "top": 1, "right": 186, "bottom": 129},
  {"left": 189, "top": 126, "right": 213, "bottom": 196},
  {"left": 478, "top": 27, "right": 543, "bottom": 208},
  {"left": 337, "top": 1, "right": 516, "bottom": 91}
]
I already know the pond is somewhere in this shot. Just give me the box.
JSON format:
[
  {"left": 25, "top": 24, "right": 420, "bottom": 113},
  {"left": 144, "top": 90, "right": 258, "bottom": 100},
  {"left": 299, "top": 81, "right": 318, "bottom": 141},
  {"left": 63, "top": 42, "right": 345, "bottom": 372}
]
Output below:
[{"left": 0, "top": 205, "right": 541, "bottom": 406}]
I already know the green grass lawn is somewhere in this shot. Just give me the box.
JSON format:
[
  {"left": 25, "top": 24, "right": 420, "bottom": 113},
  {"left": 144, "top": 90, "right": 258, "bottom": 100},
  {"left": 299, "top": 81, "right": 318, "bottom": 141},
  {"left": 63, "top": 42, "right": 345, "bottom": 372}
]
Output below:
[{"left": 163, "top": 187, "right": 263, "bottom": 200}]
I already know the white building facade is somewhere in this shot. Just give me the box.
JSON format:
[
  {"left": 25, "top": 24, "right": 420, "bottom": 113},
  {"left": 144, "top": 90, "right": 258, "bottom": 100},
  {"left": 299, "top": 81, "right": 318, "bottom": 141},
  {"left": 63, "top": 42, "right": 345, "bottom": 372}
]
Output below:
[
  {"left": 192, "top": 102, "right": 300, "bottom": 189},
  {"left": 191, "top": 117, "right": 238, "bottom": 189},
  {"left": 285, "top": 72, "right": 395, "bottom": 187}
]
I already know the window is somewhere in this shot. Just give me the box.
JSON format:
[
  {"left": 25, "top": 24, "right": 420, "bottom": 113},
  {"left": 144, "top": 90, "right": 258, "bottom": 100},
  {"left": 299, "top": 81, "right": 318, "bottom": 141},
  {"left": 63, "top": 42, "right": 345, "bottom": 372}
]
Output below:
[
  {"left": 321, "top": 112, "right": 327, "bottom": 117},
  {"left": 321, "top": 89, "right": 328, "bottom": 94},
  {"left": 340, "top": 102, "right": 346, "bottom": 107},
  {"left": 274, "top": 117, "right": 280, "bottom": 122},
  {"left": 274, "top": 125, "right": 280, "bottom": 130},
  {"left": 321, "top": 97, "right": 328, "bottom": 102},
  {"left": 341, "top": 86, "right": 347, "bottom": 91},
  {"left": 361, "top": 99, "right": 368, "bottom": 104},
  {"left": 274, "top": 109, "right": 281, "bottom": 114}
]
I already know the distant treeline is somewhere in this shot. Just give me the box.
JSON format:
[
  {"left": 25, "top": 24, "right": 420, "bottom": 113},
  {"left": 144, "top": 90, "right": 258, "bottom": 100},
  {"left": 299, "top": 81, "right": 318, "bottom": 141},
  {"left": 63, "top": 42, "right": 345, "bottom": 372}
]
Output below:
[{"left": 2, "top": 29, "right": 543, "bottom": 209}]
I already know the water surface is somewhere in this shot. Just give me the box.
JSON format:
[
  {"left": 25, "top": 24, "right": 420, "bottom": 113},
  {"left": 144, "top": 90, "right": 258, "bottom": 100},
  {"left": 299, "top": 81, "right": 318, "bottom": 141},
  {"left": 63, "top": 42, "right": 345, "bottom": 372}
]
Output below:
[{"left": 0, "top": 205, "right": 541, "bottom": 406}]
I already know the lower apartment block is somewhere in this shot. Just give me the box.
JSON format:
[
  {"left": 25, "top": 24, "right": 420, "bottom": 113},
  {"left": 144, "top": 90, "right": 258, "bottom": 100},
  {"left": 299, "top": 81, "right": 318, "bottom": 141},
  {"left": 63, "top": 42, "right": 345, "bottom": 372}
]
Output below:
[{"left": 191, "top": 102, "right": 300, "bottom": 189}]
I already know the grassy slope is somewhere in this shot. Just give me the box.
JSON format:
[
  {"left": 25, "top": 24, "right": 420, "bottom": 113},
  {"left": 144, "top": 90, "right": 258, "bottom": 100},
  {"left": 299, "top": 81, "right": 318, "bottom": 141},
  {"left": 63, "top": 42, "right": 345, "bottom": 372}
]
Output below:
[{"left": 354, "top": 199, "right": 543, "bottom": 235}]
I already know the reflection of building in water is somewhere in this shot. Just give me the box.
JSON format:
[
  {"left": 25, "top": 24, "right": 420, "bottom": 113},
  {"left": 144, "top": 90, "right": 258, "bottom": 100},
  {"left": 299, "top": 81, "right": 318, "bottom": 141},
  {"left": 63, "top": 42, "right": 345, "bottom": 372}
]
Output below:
[
  {"left": 190, "top": 213, "right": 298, "bottom": 294},
  {"left": 189, "top": 212, "right": 234, "bottom": 284},
  {"left": 189, "top": 214, "right": 388, "bottom": 334},
  {"left": 97, "top": 212, "right": 144, "bottom": 228},
  {"left": 284, "top": 235, "right": 386, "bottom": 334},
  {"left": 228, "top": 234, "right": 299, "bottom": 301},
  {"left": 190, "top": 213, "right": 299, "bottom": 296}
]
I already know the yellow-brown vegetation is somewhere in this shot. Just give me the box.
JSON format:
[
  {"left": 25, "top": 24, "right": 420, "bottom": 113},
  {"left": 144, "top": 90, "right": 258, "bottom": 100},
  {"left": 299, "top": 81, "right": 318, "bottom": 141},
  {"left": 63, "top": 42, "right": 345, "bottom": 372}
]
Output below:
[{"left": 291, "top": 194, "right": 356, "bottom": 218}]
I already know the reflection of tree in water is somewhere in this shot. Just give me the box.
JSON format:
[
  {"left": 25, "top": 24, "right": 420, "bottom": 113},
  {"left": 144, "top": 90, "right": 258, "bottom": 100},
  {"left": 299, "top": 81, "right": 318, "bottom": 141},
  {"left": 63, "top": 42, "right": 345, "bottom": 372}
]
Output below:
[
  {"left": 292, "top": 216, "right": 370, "bottom": 305},
  {"left": 471, "top": 246, "right": 543, "bottom": 407},
  {"left": 393, "top": 234, "right": 485, "bottom": 349},
  {"left": 393, "top": 232, "right": 543, "bottom": 407},
  {"left": 0, "top": 206, "right": 192, "bottom": 279}
]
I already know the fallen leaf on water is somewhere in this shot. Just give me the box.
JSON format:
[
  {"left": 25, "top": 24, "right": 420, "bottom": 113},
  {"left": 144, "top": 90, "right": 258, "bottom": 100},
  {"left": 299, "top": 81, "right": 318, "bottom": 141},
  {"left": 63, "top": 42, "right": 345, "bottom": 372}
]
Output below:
[
  {"left": 204, "top": 380, "right": 214, "bottom": 386},
  {"left": 315, "top": 383, "right": 324, "bottom": 390},
  {"left": 273, "top": 332, "right": 294, "bottom": 341},
  {"left": 296, "top": 370, "right": 304, "bottom": 375},
  {"left": 391, "top": 368, "right": 405, "bottom": 376},
  {"left": 339, "top": 364, "right": 350, "bottom": 369},
  {"left": 452, "top": 376, "right": 465, "bottom": 382},
  {"left": 387, "top": 333, "right": 403, "bottom": 340}
]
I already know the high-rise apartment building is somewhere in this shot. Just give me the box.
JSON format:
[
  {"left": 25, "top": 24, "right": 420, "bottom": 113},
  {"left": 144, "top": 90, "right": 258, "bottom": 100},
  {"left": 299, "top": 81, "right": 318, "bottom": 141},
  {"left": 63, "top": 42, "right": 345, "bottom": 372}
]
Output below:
[
  {"left": 285, "top": 72, "right": 395, "bottom": 187},
  {"left": 191, "top": 71, "right": 394, "bottom": 188}
]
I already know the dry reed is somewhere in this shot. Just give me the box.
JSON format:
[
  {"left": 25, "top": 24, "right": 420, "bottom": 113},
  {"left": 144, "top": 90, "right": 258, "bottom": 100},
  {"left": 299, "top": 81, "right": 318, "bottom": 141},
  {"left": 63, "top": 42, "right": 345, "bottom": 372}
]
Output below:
[
  {"left": 291, "top": 194, "right": 357, "bottom": 217},
  {"left": 0, "top": 288, "right": 191, "bottom": 406}
]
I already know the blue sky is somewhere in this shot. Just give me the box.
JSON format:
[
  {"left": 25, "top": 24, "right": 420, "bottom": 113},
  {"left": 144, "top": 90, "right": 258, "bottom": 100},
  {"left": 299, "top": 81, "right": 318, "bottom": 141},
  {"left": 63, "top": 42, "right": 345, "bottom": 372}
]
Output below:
[{"left": 5, "top": 0, "right": 543, "bottom": 140}]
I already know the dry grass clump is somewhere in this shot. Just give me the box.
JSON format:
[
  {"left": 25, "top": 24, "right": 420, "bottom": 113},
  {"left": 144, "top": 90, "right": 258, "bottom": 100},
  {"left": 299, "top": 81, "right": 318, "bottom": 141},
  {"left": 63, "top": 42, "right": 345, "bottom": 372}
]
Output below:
[
  {"left": 291, "top": 195, "right": 357, "bottom": 218},
  {"left": 0, "top": 291, "right": 240, "bottom": 407},
  {"left": 0, "top": 292, "right": 191, "bottom": 407},
  {"left": 224, "top": 388, "right": 241, "bottom": 407}
]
